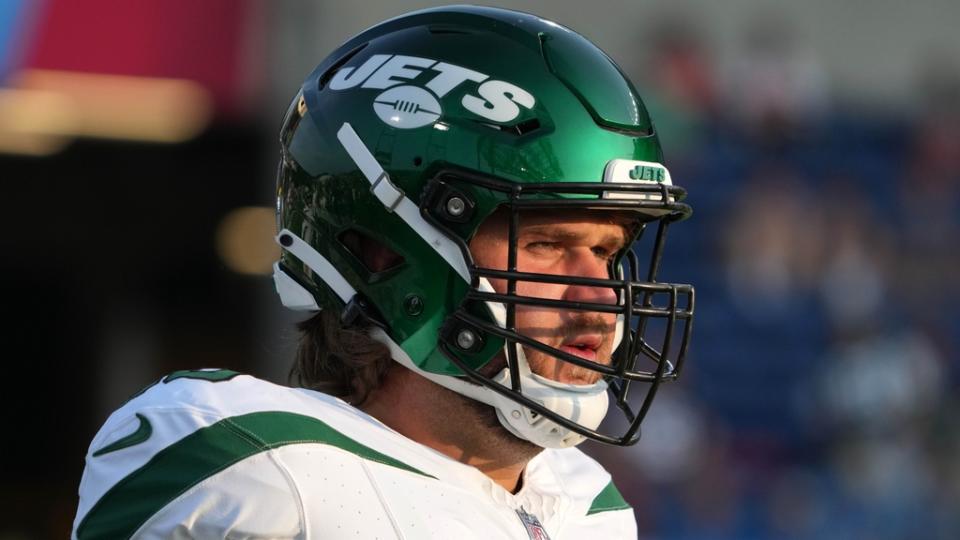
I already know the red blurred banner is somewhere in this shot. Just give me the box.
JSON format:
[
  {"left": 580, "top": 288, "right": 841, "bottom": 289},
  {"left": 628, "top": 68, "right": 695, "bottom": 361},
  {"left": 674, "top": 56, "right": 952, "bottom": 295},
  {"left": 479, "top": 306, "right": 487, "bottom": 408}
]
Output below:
[{"left": 23, "top": 0, "right": 261, "bottom": 116}]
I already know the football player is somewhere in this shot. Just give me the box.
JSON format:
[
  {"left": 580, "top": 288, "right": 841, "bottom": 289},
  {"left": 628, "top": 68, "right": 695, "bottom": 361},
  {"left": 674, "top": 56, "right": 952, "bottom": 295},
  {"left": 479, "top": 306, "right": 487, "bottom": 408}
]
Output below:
[{"left": 73, "top": 6, "right": 694, "bottom": 539}]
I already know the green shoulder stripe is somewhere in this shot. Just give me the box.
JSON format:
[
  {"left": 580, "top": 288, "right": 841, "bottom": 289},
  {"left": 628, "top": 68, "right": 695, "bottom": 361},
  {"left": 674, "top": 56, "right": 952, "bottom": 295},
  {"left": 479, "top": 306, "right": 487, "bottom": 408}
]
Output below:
[
  {"left": 162, "top": 368, "right": 241, "bottom": 383},
  {"left": 77, "top": 411, "right": 433, "bottom": 539},
  {"left": 586, "top": 480, "right": 631, "bottom": 515}
]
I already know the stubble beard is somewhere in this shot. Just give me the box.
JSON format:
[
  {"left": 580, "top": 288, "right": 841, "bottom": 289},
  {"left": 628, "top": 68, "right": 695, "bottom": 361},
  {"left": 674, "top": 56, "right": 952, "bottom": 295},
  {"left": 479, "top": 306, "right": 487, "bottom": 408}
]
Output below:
[
  {"left": 516, "top": 313, "right": 617, "bottom": 385},
  {"left": 431, "top": 379, "right": 543, "bottom": 464},
  {"left": 432, "top": 314, "right": 615, "bottom": 462}
]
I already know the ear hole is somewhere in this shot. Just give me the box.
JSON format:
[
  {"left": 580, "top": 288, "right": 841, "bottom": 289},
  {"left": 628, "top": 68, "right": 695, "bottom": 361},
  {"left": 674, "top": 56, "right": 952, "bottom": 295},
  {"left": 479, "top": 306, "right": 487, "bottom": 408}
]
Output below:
[{"left": 338, "top": 229, "right": 405, "bottom": 273}]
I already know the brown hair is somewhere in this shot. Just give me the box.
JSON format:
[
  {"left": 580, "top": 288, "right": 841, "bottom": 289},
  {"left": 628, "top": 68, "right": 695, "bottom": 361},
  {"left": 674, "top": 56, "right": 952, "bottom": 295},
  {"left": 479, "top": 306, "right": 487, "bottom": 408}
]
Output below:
[
  {"left": 290, "top": 229, "right": 404, "bottom": 404},
  {"left": 289, "top": 310, "right": 393, "bottom": 406}
]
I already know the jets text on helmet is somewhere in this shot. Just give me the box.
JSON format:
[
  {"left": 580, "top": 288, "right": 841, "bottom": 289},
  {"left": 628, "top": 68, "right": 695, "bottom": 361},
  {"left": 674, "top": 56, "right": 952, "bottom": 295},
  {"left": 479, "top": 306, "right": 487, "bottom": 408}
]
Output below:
[{"left": 329, "top": 54, "right": 536, "bottom": 125}]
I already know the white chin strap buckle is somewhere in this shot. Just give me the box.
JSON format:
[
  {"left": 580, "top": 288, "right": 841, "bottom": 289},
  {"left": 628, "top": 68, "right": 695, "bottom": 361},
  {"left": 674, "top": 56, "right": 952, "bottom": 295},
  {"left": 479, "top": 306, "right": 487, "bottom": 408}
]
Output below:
[{"left": 488, "top": 347, "right": 610, "bottom": 449}]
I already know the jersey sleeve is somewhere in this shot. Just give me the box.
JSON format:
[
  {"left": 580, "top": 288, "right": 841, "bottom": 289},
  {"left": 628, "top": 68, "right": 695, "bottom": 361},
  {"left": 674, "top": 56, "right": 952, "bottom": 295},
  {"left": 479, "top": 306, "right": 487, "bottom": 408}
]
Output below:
[
  {"left": 130, "top": 451, "right": 302, "bottom": 539},
  {"left": 72, "top": 372, "right": 305, "bottom": 539}
]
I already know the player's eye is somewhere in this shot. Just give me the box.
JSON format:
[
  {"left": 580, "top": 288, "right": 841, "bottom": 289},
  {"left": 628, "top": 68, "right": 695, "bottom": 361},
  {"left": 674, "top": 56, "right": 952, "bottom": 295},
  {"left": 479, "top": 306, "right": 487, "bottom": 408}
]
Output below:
[
  {"left": 525, "top": 241, "right": 561, "bottom": 253},
  {"left": 591, "top": 246, "right": 617, "bottom": 261}
]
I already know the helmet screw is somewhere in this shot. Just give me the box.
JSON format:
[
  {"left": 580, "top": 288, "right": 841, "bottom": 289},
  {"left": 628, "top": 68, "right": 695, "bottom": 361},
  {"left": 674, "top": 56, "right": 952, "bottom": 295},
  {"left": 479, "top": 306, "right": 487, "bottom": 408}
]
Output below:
[
  {"left": 445, "top": 197, "right": 466, "bottom": 217},
  {"left": 403, "top": 294, "right": 424, "bottom": 316},
  {"left": 456, "top": 329, "right": 476, "bottom": 350},
  {"left": 511, "top": 410, "right": 522, "bottom": 419}
]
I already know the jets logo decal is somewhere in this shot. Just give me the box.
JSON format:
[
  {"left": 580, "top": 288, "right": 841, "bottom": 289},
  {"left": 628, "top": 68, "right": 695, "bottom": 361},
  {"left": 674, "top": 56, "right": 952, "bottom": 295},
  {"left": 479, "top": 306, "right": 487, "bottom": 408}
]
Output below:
[
  {"left": 372, "top": 86, "right": 442, "bottom": 128},
  {"left": 329, "top": 53, "right": 536, "bottom": 129},
  {"left": 600, "top": 159, "right": 674, "bottom": 203}
]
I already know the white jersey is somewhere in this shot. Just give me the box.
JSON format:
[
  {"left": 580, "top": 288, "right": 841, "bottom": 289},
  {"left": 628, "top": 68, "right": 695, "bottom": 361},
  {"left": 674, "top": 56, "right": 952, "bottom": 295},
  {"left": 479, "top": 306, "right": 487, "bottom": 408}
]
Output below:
[{"left": 73, "top": 369, "right": 636, "bottom": 539}]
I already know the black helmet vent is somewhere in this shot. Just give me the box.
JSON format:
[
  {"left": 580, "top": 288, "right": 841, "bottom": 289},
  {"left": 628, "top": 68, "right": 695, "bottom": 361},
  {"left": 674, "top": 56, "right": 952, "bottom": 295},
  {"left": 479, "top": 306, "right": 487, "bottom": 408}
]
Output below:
[
  {"left": 338, "top": 229, "right": 405, "bottom": 275},
  {"left": 476, "top": 118, "right": 541, "bottom": 136}
]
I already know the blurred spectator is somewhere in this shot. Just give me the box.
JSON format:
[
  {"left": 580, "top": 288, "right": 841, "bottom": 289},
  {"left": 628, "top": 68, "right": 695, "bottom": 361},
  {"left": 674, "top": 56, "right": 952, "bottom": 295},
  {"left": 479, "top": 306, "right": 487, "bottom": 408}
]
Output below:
[
  {"left": 648, "top": 14, "right": 718, "bottom": 116},
  {"left": 816, "top": 330, "right": 943, "bottom": 436},
  {"left": 628, "top": 388, "right": 709, "bottom": 486},
  {"left": 896, "top": 53, "right": 960, "bottom": 351},
  {"left": 632, "top": 11, "right": 718, "bottom": 155},
  {"left": 724, "top": 14, "right": 830, "bottom": 146},
  {"left": 817, "top": 179, "right": 894, "bottom": 334},
  {"left": 721, "top": 165, "right": 824, "bottom": 322}
]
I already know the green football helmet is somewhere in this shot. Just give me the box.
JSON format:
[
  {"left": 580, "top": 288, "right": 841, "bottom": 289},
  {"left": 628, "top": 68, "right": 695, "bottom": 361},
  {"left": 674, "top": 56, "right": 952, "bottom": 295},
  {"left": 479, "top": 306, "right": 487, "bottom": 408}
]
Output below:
[{"left": 274, "top": 5, "right": 694, "bottom": 448}]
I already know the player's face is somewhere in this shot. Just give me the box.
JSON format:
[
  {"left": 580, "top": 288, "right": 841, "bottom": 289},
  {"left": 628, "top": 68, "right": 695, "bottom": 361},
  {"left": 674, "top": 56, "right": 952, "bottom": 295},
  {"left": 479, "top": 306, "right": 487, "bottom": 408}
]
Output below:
[{"left": 469, "top": 209, "right": 628, "bottom": 385}]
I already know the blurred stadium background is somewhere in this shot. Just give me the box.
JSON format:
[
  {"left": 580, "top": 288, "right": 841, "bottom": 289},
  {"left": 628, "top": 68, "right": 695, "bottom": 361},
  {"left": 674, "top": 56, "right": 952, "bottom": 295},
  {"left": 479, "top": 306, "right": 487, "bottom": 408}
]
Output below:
[{"left": 1, "top": 0, "right": 958, "bottom": 538}]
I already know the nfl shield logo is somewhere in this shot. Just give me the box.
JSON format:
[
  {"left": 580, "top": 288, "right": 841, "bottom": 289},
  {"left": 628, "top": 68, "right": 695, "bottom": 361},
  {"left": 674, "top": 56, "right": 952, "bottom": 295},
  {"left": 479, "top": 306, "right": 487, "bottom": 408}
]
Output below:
[{"left": 516, "top": 507, "right": 551, "bottom": 540}]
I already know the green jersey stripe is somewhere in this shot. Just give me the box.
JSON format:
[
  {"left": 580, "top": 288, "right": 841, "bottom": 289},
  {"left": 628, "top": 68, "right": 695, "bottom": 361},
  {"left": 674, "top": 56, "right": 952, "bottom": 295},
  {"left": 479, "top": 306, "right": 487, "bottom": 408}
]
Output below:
[
  {"left": 77, "top": 411, "right": 433, "bottom": 539},
  {"left": 586, "top": 481, "right": 630, "bottom": 515}
]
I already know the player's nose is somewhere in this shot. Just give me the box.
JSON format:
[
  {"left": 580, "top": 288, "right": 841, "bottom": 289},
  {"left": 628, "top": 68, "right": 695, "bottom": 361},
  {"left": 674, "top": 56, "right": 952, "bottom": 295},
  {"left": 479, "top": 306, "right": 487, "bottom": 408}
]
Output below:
[{"left": 561, "top": 250, "right": 618, "bottom": 307}]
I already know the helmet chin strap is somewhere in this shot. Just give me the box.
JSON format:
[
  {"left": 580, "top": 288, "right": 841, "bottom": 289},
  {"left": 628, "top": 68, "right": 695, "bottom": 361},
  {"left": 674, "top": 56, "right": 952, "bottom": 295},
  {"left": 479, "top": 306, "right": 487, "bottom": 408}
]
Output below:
[
  {"left": 487, "top": 342, "right": 610, "bottom": 449},
  {"left": 474, "top": 277, "right": 610, "bottom": 448}
]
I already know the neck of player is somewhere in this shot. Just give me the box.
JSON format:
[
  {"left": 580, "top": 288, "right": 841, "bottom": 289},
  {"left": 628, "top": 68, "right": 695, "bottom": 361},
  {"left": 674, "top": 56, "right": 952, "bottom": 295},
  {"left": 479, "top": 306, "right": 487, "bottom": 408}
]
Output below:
[{"left": 360, "top": 364, "right": 542, "bottom": 494}]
